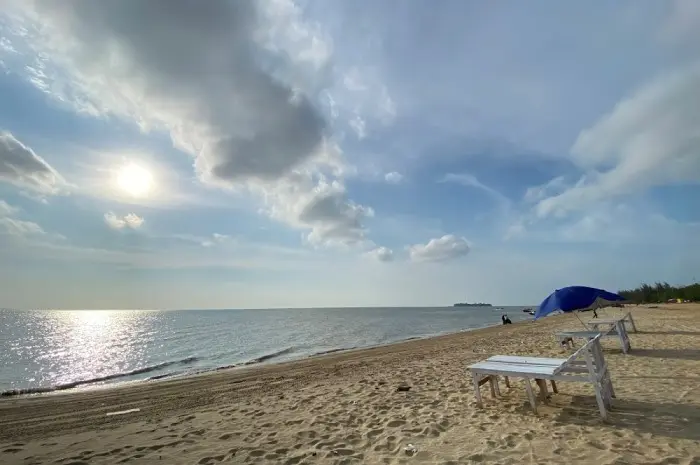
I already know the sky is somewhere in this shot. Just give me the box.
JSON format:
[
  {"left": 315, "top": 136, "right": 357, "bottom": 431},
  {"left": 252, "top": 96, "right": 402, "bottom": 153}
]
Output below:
[{"left": 0, "top": 0, "right": 698, "bottom": 309}]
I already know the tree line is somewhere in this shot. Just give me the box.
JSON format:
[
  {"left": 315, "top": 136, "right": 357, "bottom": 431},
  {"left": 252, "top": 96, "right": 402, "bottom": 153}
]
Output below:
[{"left": 618, "top": 282, "right": 700, "bottom": 303}]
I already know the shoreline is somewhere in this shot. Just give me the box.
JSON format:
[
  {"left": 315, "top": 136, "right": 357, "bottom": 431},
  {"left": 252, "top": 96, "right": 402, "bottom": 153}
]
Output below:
[
  {"left": 3, "top": 305, "right": 698, "bottom": 464},
  {"left": 1, "top": 317, "right": 525, "bottom": 399},
  {"left": 0, "top": 315, "right": 538, "bottom": 433}
]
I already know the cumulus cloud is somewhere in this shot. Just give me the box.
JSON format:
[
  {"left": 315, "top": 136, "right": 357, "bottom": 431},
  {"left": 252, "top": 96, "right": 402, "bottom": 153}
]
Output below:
[
  {"left": 3, "top": 0, "right": 377, "bottom": 249},
  {"left": 0, "top": 131, "right": 65, "bottom": 195},
  {"left": 104, "top": 212, "right": 144, "bottom": 230},
  {"left": 408, "top": 234, "right": 471, "bottom": 262},
  {"left": 384, "top": 171, "right": 404, "bottom": 184},
  {"left": 536, "top": 64, "right": 700, "bottom": 217},
  {"left": 261, "top": 171, "right": 374, "bottom": 247},
  {"left": 366, "top": 246, "right": 394, "bottom": 262},
  {"left": 19, "top": 1, "right": 326, "bottom": 183}
]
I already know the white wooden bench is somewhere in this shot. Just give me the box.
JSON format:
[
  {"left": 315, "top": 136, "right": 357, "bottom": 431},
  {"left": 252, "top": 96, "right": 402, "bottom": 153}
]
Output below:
[
  {"left": 556, "top": 319, "right": 631, "bottom": 354},
  {"left": 467, "top": 334, "right": 614, "bottom": 419},
  {"left": 586, "top": 312, "right": 637, "bottom": 333}
]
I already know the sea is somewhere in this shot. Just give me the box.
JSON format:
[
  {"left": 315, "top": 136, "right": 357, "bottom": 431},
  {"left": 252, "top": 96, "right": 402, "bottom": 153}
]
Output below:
[{"left": 0, "top": 306, "right": 532, "bottom": 396}]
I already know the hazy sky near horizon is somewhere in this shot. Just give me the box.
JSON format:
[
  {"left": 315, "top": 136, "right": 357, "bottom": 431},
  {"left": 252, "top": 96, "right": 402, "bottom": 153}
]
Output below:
[{"left": 0, "top": 0, "right": 698, "bottom": 309}]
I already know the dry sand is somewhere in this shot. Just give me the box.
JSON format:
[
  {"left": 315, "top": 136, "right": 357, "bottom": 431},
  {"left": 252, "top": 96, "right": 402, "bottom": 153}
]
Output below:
[{"left": 1, "top": 305, "right": 699, "bottom": 464}]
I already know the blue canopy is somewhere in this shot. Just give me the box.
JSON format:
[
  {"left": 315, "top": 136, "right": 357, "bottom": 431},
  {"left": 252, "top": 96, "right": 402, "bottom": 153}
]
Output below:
[{"left": 535, "top": 286, "right": 626, "bottom": 320}]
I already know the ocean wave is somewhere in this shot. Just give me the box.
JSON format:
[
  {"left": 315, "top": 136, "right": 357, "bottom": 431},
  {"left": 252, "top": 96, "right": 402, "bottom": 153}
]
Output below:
[
  {"left": 243, "top": 347, "right": 296, "bottom": 365},
  {"left": 310, "top": 347, "right": 356, "bottom": 357},
  {"left": 1, "top": 356, "right": 199, "bottom": 397}
]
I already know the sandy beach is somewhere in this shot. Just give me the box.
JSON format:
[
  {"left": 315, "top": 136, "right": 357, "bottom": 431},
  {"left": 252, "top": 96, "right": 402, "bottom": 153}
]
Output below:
[{"left": 1, "top": 305, "right": 699, "bottom": 464}]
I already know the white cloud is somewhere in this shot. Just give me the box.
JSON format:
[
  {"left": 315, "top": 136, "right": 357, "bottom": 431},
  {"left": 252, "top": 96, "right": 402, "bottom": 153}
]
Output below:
[
  {"left": 260, "top": 171, "right": 374, "bottom": 247},
  {"left": 536, "top": 64, "right": 700, "bottom": 217},
  {"left": 0, "top": 200, "right": 18, "bottom": 216},
  {"left": 338, "top": 67, "right": 396, "bottom": 126},
  {"left": 0, "top": 131, "right": 65, "bottom": 195},
  {"left": 366, "top": 246, "right": 393, "bottom": 262},
  {"left": 0, "top": 217, "right": 47, "bottom": 237},
  {"left": 659, "top": 0, "right": 700, "bottom": 45},
  {"left": 408, "top": 234, "right": 471, "bottom": 262},
  {"left": 507, "top": 202, "right": 700, "bottom": 247},
  {"left": 104, "top": 212, "right": 144, "bottom": 230},
  {"left": 384, "top": 171, "right": 404, "bottom": 184},
  {"left": 504, "top": 220, "right": 527, "bottom": 240},
  {"left": 523, "top": 176, "right": 566, "bottom": 204},
  {"left": 0, "top": 199, "right": 62, "bottom": 239},
  {"left": 1, "top": 0, "right": 378, "bottom": 249},
  {"left": 440, "top": 173, "right": 511, "bottom": 214},
  {"left": 201, "top": 233, "right": 231, "bottom": 247},
  {"left": 349, "top": 115, "right": 367, "bottom": 139}
]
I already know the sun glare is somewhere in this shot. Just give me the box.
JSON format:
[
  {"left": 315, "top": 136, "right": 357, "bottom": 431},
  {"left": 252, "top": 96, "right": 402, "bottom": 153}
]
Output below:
[{"left": 116, "top": 163, "right": 153, "bottom": 197}]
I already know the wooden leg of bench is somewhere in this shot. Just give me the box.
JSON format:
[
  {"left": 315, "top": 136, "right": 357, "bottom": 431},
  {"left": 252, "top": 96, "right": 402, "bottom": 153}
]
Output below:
[
  {"left": 593, "top": 383, "right": 608, "bottom": 420},
  {"left": 494, "top": 377, "right": 501, "bottom": 396},
  {"left": 550, "top": 380, "right": 558, "bottom": 393},
  {"left": 504, "top": 376, "right": 510, "bottom": 388},
  {"left": 489, "top": 377, "right": 497, "bottom": 398},
  {"left": 471, "top": 372, "right": 483, "bottom": 407},
  {"left": 524, "top": 379, "right": 537, "bottom": 414},
  {"left": 536, "top": 379, "right": 549, "bottom": 404}
]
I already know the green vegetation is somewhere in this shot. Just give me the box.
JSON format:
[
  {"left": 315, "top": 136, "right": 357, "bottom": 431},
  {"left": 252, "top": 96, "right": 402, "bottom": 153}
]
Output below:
[{"left": 618, "top": 282, "right": 700, "bottom": 303}]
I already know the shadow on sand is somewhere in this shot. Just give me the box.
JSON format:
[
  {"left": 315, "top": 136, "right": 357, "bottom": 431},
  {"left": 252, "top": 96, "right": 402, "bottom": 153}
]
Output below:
[
  {"left": 555, "top": 397, "right": 700, "bottom": 440},
  {"left": 628, "top": 348, "right": 700, "bottom": 361},
  {"left": 635, "top": 330, "right": 700, "bottom": 336}
]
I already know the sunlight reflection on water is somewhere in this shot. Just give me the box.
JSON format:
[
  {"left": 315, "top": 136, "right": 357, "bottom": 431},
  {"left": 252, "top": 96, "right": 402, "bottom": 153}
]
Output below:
[
  {"left": 12, "top": 310, "right": 161, "bottom": 390},
  {"left": 1, "top": 307, "right": 532, "bottom": 393}
]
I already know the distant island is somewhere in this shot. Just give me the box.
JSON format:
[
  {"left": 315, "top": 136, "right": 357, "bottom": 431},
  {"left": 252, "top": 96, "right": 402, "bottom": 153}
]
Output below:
[{"left": 453, "top": 302, "right": 492, "bottom": 307}]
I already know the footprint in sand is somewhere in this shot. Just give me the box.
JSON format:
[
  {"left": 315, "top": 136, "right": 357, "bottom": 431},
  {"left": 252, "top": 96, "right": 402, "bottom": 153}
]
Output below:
[
  {"left": 373, "top": 435, "right": 398, "bottom": 453},
  {"left": 586, "top": 440, "right": 607, "bottom": 450},
  {"left": 296, "top": 430, "right": 317, "bottom": 440},
  {"left": 344, "top": 434, "right": 363, "bottom": 446},
  {"left": 197, "top": 455, "right": 226, "bottom": 464},
  {"left": 329, "top": 448, "right": 356, "bottom": 457},
  {"left": 386, "top": 419, "right": 406, "bottom": 428}
]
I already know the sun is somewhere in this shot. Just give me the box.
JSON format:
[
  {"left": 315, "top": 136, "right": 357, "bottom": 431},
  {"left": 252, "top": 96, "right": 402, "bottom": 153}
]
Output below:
[{"left": 116, "top": 163, "right": 153, "bottom": 197}]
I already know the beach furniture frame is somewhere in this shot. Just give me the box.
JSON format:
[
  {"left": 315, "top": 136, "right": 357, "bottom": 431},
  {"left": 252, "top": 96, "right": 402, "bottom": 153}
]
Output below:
[
  {"left": 556, "top": 319, "right": 631, "bottom": 354},
  {"left": 586, "top": 311, "right": 637, "bottom": 333},
  {"left": 467, "top": 334, "right": 614, "bottom": 419}
]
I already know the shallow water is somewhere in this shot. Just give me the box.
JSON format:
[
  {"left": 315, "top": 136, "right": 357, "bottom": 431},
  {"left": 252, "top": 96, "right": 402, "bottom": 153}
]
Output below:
[{"left": 0, "top": 306, "right": 531, "bottom": 394}]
